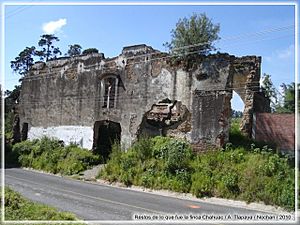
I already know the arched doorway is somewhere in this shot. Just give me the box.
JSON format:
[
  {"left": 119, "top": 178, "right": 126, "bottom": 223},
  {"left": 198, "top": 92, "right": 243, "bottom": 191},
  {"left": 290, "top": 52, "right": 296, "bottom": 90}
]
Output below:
[{"left": 93, "top": 120, "right": 121, "bottom": 161}]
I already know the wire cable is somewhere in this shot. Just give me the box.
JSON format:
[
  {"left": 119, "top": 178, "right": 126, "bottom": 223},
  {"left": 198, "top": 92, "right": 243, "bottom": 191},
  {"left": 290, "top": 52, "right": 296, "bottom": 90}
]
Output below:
[{"left": 6, "top": 31, "right": 294, "bottom": 83}]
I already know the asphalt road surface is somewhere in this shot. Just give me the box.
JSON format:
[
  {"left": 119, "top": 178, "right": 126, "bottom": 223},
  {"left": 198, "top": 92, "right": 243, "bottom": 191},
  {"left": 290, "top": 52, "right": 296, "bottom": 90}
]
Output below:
[{"left": 4, "top": 168, "right": 296, "bottom": 223}]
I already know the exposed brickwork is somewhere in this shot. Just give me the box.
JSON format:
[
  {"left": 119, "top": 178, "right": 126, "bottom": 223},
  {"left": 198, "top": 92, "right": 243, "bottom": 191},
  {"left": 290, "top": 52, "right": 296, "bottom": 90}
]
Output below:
[{"left": 253, "top": 113, "right": 295, "bottom": 151}]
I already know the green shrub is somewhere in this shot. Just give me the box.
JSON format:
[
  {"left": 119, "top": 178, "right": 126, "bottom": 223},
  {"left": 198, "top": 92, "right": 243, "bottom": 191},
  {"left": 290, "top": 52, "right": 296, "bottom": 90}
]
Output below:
[
  {"left": 151, "top": 136, "right": 172, "bottom": 159},
  {"left": 120, "top": 150, "right": 139, "bottom": 171},
  {"left": 141, "top": 171, "right": 155, "bottom": 188},
  {"left": 5, "top": 140, "right": 20, "bottom": 167},
  {"left": 11, "top": 139, "right": 35, "bottom": 156},
  {"left": 262, "top": 154, "right": 290, "bottom": 177},
  {"left": 132, "top": 137, "right": 153, "bottom": 161},
  {"left": 191, "top": 171, "right": 213, "bottom": 197},
  {"left": 164, "top": 139, "right": 193, "bottom": 174},
  {"left": 278, "top": 176, "right": 295, "bottom": 210},
  {"left": 172, "top": 169, "right": 191, "bottom": 193},
  {"left": 228, "top": 148, "right": 246, "bottom": 164},
  {"left": 215, "top": 170, "right": 240, "bottom": 198},
  {"left": 99, "top": 143, "right": 124, "bottom": 182},
  {"left": 12, "top": 137, "right": 101, "bottom": 175},
  {"left": 57, "top": 145, "right": 100, "bottom": 175},
  {"left": 229, "top": 119, "right": 277, "bottom": 151}
]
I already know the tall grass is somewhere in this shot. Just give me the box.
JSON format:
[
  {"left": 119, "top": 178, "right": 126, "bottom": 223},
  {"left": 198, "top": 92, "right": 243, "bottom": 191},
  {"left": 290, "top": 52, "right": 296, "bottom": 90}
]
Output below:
[{"left": 99, "top": 136, "right": 295, "bottom": 211}]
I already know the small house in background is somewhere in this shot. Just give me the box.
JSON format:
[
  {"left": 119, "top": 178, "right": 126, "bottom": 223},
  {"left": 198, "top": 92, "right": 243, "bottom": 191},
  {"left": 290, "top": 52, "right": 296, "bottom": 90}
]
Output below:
[{"left": 252, "top": 113, "right": 295, "bottom": 156}]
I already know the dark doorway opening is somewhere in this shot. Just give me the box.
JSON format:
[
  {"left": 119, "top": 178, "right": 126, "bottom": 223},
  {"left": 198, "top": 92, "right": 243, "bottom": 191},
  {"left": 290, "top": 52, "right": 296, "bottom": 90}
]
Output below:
[
  {"left": 93, "top": 120, "right": 121, "bottom": 161},
  {"left": 21, "top": 122, "right": 28, "bottom": 141}
]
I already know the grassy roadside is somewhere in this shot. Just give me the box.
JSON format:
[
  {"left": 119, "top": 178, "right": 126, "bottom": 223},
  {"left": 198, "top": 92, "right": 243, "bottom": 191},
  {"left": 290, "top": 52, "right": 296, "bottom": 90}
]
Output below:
[
  {"left": 2, "top": 187, "right": 79, "bottom": 221},
  {"left": 5, "top": 121, "right": 296, "bottom": 211},
  {"left": 98, "top": 132, "right": 295, "bottom": 211},
  {"left": 6, "top": 137, "right": 101, "bottom": 175}
]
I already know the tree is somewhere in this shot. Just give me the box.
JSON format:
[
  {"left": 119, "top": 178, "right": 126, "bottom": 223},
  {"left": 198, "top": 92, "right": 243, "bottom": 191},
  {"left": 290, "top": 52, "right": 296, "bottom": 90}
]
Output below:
[
  {"left": 82, "top": 48, "right": 99, "bottom": 55},
  {"left": 4, "top": 85, "right": 21, "bottom": 136},
  {"left": 4, "top": 85, "right": 21, "bottom": 110},
  {"left": 261, "top": 73, "right": 278, "bottom": 111},
  {"left": 276, "top": 82, "right": 299, "bottom": 113},
  {"left": 10, "top": 46, "right": 36, "bottom": 76},
  {"left": 232, "top": 110, "right": 243, "bottom": 118},
  {"left": 164, "top": 13, "right": 220, "bottom": 56},
  {"left": 37, "top": 34, "right": 61, "bottom": 61},
  {"left": 66, "top": 44, "right": 82, "bottom": 57}
]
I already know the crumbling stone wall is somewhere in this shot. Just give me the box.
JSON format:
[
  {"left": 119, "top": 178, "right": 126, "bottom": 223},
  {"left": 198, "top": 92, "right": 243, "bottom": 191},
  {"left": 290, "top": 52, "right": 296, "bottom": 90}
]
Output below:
[
  {"left": 17, "top": 44, "right": 268, "bottom": 152},
  {"left": 232, "top": 56, "right": 270, "bottom": 137}
]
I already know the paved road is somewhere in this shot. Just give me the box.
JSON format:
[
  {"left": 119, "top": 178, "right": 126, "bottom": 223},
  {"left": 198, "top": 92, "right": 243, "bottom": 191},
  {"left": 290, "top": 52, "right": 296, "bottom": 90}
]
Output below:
[{"left": 4, "top": 168, "right": 295, "bottom": 223}]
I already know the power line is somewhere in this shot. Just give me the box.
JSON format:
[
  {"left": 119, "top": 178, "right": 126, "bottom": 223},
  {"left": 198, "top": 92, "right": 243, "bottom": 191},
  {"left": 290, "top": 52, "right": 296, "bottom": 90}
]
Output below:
[
  {"left": 4, "top": 24, "right": 295, "bottom": 85},
  {"left": 5, "top": 6, "right": 32, "bottom": 18},
  {"left": 15, "top": 32, "right": 294, "bottom": 83},
  {"left": 123, "top": 25, "right": 294, "bottom": 60},
  {"left": 123, "top": 25, "right": 294, "bottom": 59},
  {"left": 4, "top": 0, "right": 38, "bottom": 19},
  {"left": 220, "top": 34, "right": 294, "bottom": 49}
]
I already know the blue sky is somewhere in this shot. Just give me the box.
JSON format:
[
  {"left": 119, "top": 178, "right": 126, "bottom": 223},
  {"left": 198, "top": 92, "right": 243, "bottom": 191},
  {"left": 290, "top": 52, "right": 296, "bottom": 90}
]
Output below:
[{"left": 1, "top": 1, "right": 297, "bottom": 111}]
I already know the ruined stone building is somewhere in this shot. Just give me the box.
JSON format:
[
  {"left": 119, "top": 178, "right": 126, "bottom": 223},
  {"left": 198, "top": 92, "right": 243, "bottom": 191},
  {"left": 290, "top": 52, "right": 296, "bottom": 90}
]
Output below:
[{"left": 16, "top": 44, "right": 269, "bottom": 158}]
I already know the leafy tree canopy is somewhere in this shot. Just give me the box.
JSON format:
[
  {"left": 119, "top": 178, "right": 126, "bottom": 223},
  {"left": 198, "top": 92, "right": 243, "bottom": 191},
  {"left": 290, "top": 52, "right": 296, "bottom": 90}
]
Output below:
[
  {"left": 36, "top": 34, "right": 62, "bottom": 61},
  {"left": 4, "top": 85, "right": 21, "bottom": 135},
  {"left": 276, "top": 82, "right": 299, "bottom": 113},
  {"left": 82, "top": 48, "right": 99, "bottom": 55},
  {"left": 232, "top": 110, "right": 243, "bottom": 118},
  {"left": 261, "top": 73, "right": 278, "bottom": 110},
  {"left": 5, "top": 85, "right": 21, "bottom": 113},
  {"left": 66, "top": 44, "right": 82, "bottom": 57},
  {"left": 260, "top": 75, "right": 299, "bottom": 113},
  {"left": 10, "top": 46, "right": 36, "bottom": 76},
  {"left": 261, "top": 74, "right": 276, "bottom": 99},
  {"left": 164, "top": 13, "right": 220, "bottom": 56}
]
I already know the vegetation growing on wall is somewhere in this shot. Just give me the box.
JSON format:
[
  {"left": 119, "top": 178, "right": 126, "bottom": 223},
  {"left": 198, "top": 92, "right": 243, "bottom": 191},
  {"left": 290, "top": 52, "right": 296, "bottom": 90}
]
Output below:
[
  {"left": 10, "top": 137, "right": 101, "bottom": 175},
  {"left": 66, "top": 44, "right": 82, "bottom": 57},
  {"left": 82, "top": 48, "right": 99, "bottom": 55},
  {"left": 164, "top": 13, "right": 220, "bottom": 70},
  {"left": 36, "top": 34, "right": 62, "bottom": 61},
  {"left": 10, "top": 33, "right": 100, "bottom": 78},
  {"left": 99, "top": 136, "right": 295, "bottom": 211}
]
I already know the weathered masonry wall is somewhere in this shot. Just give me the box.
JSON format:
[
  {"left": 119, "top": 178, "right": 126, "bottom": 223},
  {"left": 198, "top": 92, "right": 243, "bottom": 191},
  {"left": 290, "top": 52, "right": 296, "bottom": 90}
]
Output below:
[{"left": 17, "top": 44, "right": 269, "bottom": 153}]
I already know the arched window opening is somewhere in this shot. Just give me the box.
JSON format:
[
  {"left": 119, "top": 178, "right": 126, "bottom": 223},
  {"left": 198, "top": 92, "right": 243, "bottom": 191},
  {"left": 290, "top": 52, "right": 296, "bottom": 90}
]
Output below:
[{"left": 101, "top": 75, "right": 119, "bottom": 109}]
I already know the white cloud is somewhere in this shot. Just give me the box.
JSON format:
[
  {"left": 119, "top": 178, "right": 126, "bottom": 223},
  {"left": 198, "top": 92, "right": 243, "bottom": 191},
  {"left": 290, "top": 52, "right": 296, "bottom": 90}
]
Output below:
[
  {"left": 42, "top": 18, "right": 67, "bottom": 34},
  {"left": 277, "top": 44, "right": 294, "bottom": 59}
]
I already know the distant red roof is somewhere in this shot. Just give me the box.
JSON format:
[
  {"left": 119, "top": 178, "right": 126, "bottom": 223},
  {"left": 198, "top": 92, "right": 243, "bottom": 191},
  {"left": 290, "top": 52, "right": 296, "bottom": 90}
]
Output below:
[{"left": 253, "top": 113, "right": 295, "bottom": 151}]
